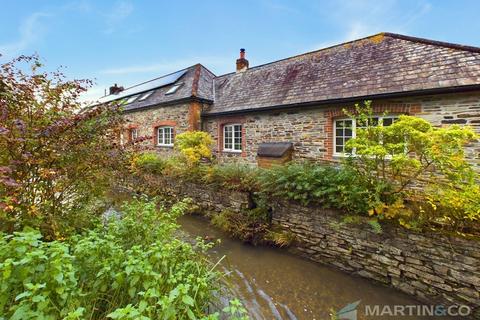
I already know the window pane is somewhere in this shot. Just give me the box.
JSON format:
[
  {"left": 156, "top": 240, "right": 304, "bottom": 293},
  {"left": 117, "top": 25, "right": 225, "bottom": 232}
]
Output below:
[
  {"left": 224, "top": 125, "right": 242, "bottom": 151},
  {"left": 165, "top": 129, "right": 170, "bottom": 144},
  {"left": 158, "top": 128, "right": 164, "bottom": 145},
  {"left": 336, "top": 120, "right": 344, "bottom": 128},
  {"left": 336, "top": 137, "right": 343, "bottom": 145},
  {"left": 234, "top": 125, "right": 242, "bottom": 150},
  {"left": 224, "top": 125, "right": 232, "bottom": 149},
  {"left": 336, "top": 146, "right": 344, "bottom": 153},
  {"left": 382, "top": 117, "right": 397, "bottom": 126},
  {"left": 345, "top": 128, "right": 352, "bottom": 137}
]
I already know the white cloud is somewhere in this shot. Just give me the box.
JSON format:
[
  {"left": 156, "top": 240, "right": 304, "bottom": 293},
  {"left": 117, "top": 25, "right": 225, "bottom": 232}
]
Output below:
[
  {"left": 104, "top": 1, "right": 134, "bottom": 34},
  {"left": 0, "top": 12, "right": 50, "bottom": 58},
  {"left": 100, "top": 56, "right": 232, "bottom": 76}
]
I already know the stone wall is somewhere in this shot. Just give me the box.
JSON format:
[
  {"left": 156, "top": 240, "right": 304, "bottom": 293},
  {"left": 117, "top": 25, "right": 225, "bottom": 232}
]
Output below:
[
  {"left": 204, "top": 108, "right": 329, "bottom": 163},
  {"left": 124, "top": 103, "right": 191, "bottom": 155},
  {"left": 159, "top": 179, "right": 480, "bottom": 315},
  {"left": 160, "top": 178, "right": 251, "bottom": 213},
  {"left": 124, "top": 101, "right": 207, "bottom": 155},
  {"left": 204, "top": 92, "right": 480, "bottom": 168},
  {"left": 272, "top": 200, "right": 480, "bottom": 316}
]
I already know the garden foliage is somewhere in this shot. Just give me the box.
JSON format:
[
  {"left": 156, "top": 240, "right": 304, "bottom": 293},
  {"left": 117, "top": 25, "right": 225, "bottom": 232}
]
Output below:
[
  {"left": 344, "top": 101, "right": 479, "bottom": 230},
  {"left": 175, "top": 131, "right": 214, "bottom": 166},
  {"left": 0, "top": 199, "right": 247, "bottom": 320},
  {"left": 0, "top": 55, "right": 126, "bottom": 238},
  {"left": 131, "top": 108, "right": 480, "bottom": 233}
]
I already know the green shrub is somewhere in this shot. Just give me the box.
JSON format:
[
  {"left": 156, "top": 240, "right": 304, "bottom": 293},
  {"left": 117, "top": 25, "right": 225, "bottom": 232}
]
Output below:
[
  {"left": 131, "top": 152, "right": 167, "bottom": 175},
  {"left": 0, "top": 199, "right": 244, "bottom": 319},
  {"left": 258, "top": 162, "right": 383, "bottom": 214},
  {"left": 175, "top": 131, "right": 214, "bottom": 166},
  {"left": 204, "top": 163, "right": 260, "bottom": 192},
  {"left": 344, "top": 101, "right": 479, "bottom": 230}
]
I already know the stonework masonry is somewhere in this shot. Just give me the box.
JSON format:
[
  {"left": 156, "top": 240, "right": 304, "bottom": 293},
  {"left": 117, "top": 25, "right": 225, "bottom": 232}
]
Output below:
[
  {"left": 272, "top": 199, "right": 480, "bottom": 318},
  {"left": 158, "top": 179, "right": 480, "bottom": 318},
  {"left": 203, "top": 92, "right": 480, "bottom": 168},
  {"left": 124, "top": 101, "right": 207, "bottom": 155}
]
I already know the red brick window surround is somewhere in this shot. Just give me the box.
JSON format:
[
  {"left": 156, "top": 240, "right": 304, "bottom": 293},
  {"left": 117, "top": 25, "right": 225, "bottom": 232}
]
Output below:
[
  {"left": 333, "top": 115, "right": 399, "bottom": 156},
  {"left": 217, "top": 117, "right": 246, "bottom": 157},
  {"left": 152, "top": 120, "right": 177, "bottom": 147},
  {"left": 324, "top": 103, "right": 421, "bottom": 159},
  {"left": 127, "top": 125, "right": 139, "bottom": 143}
]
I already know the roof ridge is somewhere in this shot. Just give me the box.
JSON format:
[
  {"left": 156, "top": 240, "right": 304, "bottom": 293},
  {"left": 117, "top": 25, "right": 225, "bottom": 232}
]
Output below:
[
  {"left": 384, "top": 32, "right": 480, "bottom": 53},
  {"left": 214, "top": 32, "right": 480, "bottom": 79},
  {"left": 213, "top": 33, "right": 392, "bottom": 78},
  {"left": 119, "top": 64, "right": 195, "bottom": 93}
]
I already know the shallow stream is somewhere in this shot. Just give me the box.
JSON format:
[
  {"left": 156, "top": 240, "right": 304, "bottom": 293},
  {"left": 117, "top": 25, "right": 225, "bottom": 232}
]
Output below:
[{"left": 179, "top": 214, "right": 442, "bottom": 320}]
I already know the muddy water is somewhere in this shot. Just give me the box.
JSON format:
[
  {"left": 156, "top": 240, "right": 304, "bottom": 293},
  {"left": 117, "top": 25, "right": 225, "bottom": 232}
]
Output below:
[{"left": 179, "top": 214, "right": 445, "bottom": 320}]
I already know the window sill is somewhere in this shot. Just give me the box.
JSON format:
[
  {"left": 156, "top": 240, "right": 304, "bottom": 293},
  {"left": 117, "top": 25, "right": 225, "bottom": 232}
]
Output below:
[
  {"left": 157, "top": 144, "right": 174, "bottom": 148},
  {"left": 333, "top": 153, "right": 351, "bottom": 158},
  {"left": 222, "top": 150, "right": 242, "bottom": 154}
]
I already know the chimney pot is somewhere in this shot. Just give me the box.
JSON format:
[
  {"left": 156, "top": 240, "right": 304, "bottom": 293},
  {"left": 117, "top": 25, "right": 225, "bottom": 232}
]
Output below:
[
  {"left": 109, "top": 83, "right": 124, "bottom": 95},
  {"left": 236, "top": 48, "right": 249, "bottom": 73}
]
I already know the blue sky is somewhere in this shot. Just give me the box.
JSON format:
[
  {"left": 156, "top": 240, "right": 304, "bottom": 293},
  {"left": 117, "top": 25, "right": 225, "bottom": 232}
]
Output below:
[{"left": 1, "top": 0, "right": 480, "bottom": 101}]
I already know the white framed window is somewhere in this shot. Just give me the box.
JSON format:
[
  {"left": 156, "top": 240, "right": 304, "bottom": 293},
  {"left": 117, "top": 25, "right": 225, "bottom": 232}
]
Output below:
[
  {"left": 223, "top": 124, "right": 242, "bottom": 152},
  {"left": 157, "top": 126, "right": 174, "bottom": 146},
  {"left": 130, "top": 128, "right": 138, "bottom": 141},
  {"left": 334, "top": 116, "right": 398, "bottom": 156}
]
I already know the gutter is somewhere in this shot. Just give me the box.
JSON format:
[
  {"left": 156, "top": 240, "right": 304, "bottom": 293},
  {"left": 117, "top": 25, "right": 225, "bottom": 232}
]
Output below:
[{"left": 201, "top": 84, "right": 480, "bottom": 118}]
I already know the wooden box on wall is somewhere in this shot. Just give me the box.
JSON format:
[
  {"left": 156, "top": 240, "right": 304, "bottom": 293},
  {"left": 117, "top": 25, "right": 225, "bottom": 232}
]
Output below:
[{"left": 256, "top": 142, "right": 293, "bottom": 168}]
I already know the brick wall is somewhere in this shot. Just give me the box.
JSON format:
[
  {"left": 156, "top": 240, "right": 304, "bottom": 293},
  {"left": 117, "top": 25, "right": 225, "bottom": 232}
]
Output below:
[{"left": 205, "top": 92, "right": 480, "bottom": 168}]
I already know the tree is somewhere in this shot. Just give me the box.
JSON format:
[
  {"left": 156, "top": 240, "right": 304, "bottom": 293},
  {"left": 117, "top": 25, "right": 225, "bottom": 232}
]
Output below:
[
  {"left": 0, "top": 55, "right": 125, "bottom": 238},
  {"left": 345, "top": 101, "right": 479, "bottom": 230}
]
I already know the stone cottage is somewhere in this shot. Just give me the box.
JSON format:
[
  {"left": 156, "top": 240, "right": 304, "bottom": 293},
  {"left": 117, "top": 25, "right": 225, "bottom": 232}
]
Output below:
[{"left": 98, "top": 32, "right": 480, "bottom": 168}]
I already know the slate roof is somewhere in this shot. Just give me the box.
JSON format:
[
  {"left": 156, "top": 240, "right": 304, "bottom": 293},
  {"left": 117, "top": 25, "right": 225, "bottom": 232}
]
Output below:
[
  {"left": 101, "top": 33, "right": 480, "bottom": 115},
  {"left": 99, "top": 64, "right": 215, "bottom": 112},
  {"left": 208, "top": 33, "right": 480, "bottom": 115}
]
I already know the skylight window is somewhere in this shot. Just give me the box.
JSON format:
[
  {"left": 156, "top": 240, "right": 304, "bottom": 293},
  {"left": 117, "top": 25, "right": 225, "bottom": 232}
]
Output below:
[
  {"left": 165, "top": 83, "right": 182, "bottom": 95},
  {"left": 124, "top": 94, "right": 140, "bottom": 104},
  {"left": 138, "top": 90, "right": 154, "bottom": 101}
]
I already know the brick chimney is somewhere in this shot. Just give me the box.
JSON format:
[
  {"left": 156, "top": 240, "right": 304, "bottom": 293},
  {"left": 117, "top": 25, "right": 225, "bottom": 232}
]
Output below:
[
  {"left": 109, "top": 83, "right": 124, "bottom": 95},
  {"left": 236, "top": 48, "right": 249, "bottom": 73}
]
